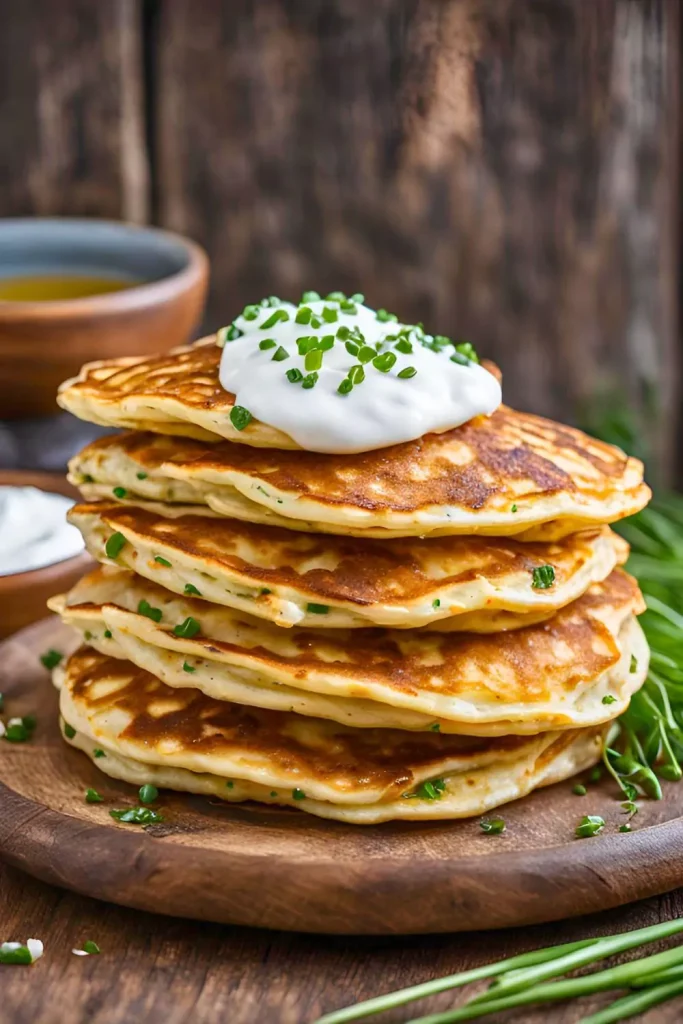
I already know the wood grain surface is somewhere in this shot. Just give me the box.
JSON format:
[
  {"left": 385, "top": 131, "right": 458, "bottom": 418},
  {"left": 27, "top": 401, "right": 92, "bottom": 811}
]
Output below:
[
  {"left": 3, "top": 616, "right": 683, "bottom": 943},
  {"left": 0, "top": 0, "right": 679, "bottom": 481}
]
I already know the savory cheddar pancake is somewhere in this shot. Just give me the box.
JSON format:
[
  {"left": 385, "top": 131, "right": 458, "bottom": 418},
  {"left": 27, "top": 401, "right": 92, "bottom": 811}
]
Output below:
[
  {"left": 68, "top": 417, "right": 650, "bottom": 541},
  {"left": 56, "top": 646, "right": 608, "bottom": 823},
  {"left": 51, "top": 567, "right": 647, "bottom": 735},
  {"left": 67, "top": 501, "right": 627, "bottom": 630}
]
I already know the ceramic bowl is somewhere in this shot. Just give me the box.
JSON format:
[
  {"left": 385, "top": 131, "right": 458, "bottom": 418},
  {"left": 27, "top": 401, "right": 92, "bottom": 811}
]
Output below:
[
  {"left": 0, "top": 218, "right": 208, "bottom": 418},
  {"left": 0, "top": 470, "right": 92, "bottom": 639}
]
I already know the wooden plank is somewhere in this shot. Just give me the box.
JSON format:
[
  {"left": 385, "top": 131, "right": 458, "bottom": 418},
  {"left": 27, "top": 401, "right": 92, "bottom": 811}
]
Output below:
[
  {"left": 154, "top": 0, "right": 679, "bottom": 480},
  {"left": 0, "top": 0, "right": 148, "bottom": 222}
]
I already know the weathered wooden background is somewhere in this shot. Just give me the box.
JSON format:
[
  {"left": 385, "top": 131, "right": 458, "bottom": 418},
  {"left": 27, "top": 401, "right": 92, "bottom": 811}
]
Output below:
[{"left": 0, "top": 0, "right": 679, "bottom": 480}]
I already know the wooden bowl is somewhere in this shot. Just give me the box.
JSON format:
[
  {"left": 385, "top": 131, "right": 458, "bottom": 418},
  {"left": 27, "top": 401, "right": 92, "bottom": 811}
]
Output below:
[
  {"left": 0, "top": 471, "right": 92, "bottom": 639},
  {"left": 0, "top": 218, "right": 209, "bottom": 418}
]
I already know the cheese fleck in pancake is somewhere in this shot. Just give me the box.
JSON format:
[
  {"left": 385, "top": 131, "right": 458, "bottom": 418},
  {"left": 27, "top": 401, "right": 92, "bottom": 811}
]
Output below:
[
  {"left": 67, "top": 501, "right": 627, "bottom": 630},
  {"left": 52, "top": 567, "right": 647, "bottom": 735},
  {"left": 69, "top": 417, "right": 650, "bottom": 540},
  {"left": 56, "top": 648, "right": 608, "bottom": 823}
]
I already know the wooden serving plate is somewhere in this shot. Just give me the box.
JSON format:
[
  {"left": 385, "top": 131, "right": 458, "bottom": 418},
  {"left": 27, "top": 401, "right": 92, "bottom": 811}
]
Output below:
[{"left": 2, "top": 617, "right": 683, "bottom": 936}]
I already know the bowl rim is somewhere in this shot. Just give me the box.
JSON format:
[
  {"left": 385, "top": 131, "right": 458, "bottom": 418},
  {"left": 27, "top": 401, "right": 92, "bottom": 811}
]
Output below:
[{"left": 0, "top": 217, "right": 208, "bottom": 320}]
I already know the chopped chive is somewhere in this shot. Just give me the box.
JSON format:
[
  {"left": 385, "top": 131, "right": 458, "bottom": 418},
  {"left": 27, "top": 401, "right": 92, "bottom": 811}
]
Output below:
[
  {"left": 242, "top": 304, "right": 260, "bottom": 321},
  {"left": 82, "top": 474, "right": 94, "bottom": 483},
  {"left": 286, "top": 368, "right": 304, "bottom": 383},
  {"left": 302, "top": 290, "right": 321, "bottom": 302},
  {"left": 350, "top": 293, "right": 364, "bottom": 303},
  {"left": 358, "top": 346, "right": 376, "bottom": 364},
  {"left": 271, "top": 346, "right": 289, "bottom": 362},
  {"left": 109, "top": 807, "right": 163, "bottom": 825},
  {"left": 319, "top": 334, "right": 335, "bottom": 351},
  {"left": 260, "top": 588, "right": 271, "bottom": 595},
  {"left": 230, "top": 406, "right": 253, "bottom": 431},
  {"left": 345, "top": 341, "right": 359, "bottom": 356},
  {"left": 139, "top": 784, "right": 159, "bottom": 805},
  {"left": 22, "top": 714, "right": 37, "bottom": 733},
  {"left": 395, "top": 338, "right": 413, "bottom": 354},
  {"left": 573, "top": 784, "right": 587, "bottom": 796},
  {"left": 261, "top": 308, "right": 290, "bottom": 329},
  {"left": 136, "top": 471, "right": 148, "bottom": 480},
  {"left": 347, "top": 365, "right": 365, "bottom": 385},
  {"left": 310, "top": 316, "right": 322, "bottom": 329},
  {"left": 0, "top": 946, "right": 33, "bottom": 965},
  {"left": 138, "top": 599, "right": 162, "bottom": 623},
  {"left": 619, "top": 823, "right": 632, "bottom": 833},
  {"left": 105, "top": 532, "right": 127, "bottom": 558},
  {"left": 184, "top": 583, "right": 201, "bottom": 596},
  {"left": 532, "top": 564, "right": 556, "bottom": 589},
  {"left": 415, "top": 778, "right": 447, "bottom": 800},
  {"left": 337, "top": 379, "right": 353, "bottom": 395},
  {"left": 154, "top": 555, "right": 172, "bottom": 568},
  {"left": 40, "top": 648, "right": 63, "bottom": 670},
  {"left": 113, "top": 486, "right": 127, "bottom": 499},
  {"left": 322, "top": 306, "right": 338, "bottom": 324},
  {"left": 297, "top": 336, "right": 318, "bottom": 355},
  {"left": 266, "top": 295, "right": 281, "bottom": 307},
  {"left": 82, "top": 941, "right": 100, "bottom": 955},
  {"left": 217, "top": 324, "right": 242, "bottom": 344},
  {"left": 326, "top": 291, "right": 345, "bottom": 302},
  {"left": 307, "top": 603, "right": 329, "bottom": 614},
  {"left": 85, "top": 788, "right": 103, "bottom": 804},
  {"left": 301, "top": 372, "right": 319, "bottom": 389},
  {"left": 376, "top": 308, "right": 392, "bottom": 322},
  {"left": 339, "top": 300, "right": 356, "bottom": 313},
  {"left": 372, "top": 351, "right": 397, "bottom": 373},
  {"left": 453, "top": 340, "right": 480, "bottom": 364},
  {"left": 576, "top": 814, "right": 605, "bottom": 838},
  {"left": 226, "top": 781, "right": 234, "bottom": 788},
  {"left": 270, "top": 791, "right": 278, "bottom": 798},
  {"left": 259, "top": 338, "right": 277, "bottom": 350},
  {"left": 295, "top": 306, "right": 312, "bottom": 324},
  {"left": 432, "top": 599, "right": 441, "bottom": 608},
  {"left": 182, "top": 661, "right": 196, "bottom": 673},
  {"left": 292, "top": 788, "right": 306, "bottom": 800},
  {"left": 4, "top": 722, "right": 31, "bottom": 743},
  {"left": 337, "top": 326, "right": 351, "bottom": 341},
  {"left": 602, "top": 694, "right": 617, "bottom": 705},
  {"left": 93, "top": 749, "right": 106, "bottom": 758},
  {"left": 630, "top": 654, "right": 638, "bottom": 673},
  {"left": 511, "top": 504, "right": 518, "bottom": 513},
  {"left": 397, "top": 366, "right": 417, "bottom": 379},
  {"left": 103, "top": 630, "right": 112, "bottom": 639},
  {"left": 64, "top": 722, "right": 77, "bottom": 739},
  {"left": 480, "top": 817, "right": 506, "bottom": 834},
  {"left": 430, "top": 723, "right": 441, "bottom": 732},
  {"left": 173, "top": 616, "right": 201, "bottom": 638},
  {"left": 305, "top": 349, "right": 323, "bottom": 372}
]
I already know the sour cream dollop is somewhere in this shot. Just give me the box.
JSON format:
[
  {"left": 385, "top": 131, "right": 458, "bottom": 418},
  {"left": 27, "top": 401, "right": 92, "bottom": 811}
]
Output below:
[
  {"left": 0, "top": 486, "right": 84, "bottom": 576},
  {"left": 218, "top": 295, "right": 501, "bottom": 453}
]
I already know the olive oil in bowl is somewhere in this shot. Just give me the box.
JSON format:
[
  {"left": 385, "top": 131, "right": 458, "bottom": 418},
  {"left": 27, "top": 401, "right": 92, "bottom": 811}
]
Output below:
[{"left": 0, "top": 275, "right": 141, "bottom": 302}]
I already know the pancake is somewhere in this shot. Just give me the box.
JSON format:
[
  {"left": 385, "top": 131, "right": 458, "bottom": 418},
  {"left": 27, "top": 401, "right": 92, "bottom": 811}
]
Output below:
[
  {"left": 66, "top": 501, "right": 626, "bottom": 631},
  {"left": 56, "top": 646, "right": 607, "bottom": 823},
  {"left": 51, "top": 566, "right": 648, "bottom": 735},
  {"left": 68, "top": 420, "right": 650, "bottom": 542}
]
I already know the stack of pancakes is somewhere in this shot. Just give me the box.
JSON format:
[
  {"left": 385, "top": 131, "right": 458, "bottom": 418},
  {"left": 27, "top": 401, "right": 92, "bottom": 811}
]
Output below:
[{"left": 51, "top": 337, "right": 651, "bottom": 823}]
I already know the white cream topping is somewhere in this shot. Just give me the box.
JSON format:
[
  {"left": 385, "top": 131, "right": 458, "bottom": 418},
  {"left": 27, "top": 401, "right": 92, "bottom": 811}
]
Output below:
[
  {"left": 218, "top": 295, "right": 501, "bottom": 453},
  {"left": 0, "top": 486, "right": 84, "bottom": 576}
]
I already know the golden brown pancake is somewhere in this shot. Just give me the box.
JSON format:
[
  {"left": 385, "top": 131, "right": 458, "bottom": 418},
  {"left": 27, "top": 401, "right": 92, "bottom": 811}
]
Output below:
[
  {"left": 52, "top": 566, "right": 647, "bottom": 735},
  {"left": 69, "top": 417, "right": 650, "bottom": 541},
  {"left": 67, "top": 500, "right": 626, "bottom": 630},
  {"left": 56, "top": 646, "right": 608, "bottom": 823}
]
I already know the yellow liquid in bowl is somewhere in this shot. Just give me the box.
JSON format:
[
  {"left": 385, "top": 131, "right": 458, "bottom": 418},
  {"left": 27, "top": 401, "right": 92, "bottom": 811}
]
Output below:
[{"left": 0, "top": 275, "right": 141, "bottom": 302}]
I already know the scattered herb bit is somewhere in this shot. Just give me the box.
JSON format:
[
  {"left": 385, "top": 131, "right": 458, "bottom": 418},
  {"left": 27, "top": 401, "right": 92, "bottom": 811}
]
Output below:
[
  {"left": 105, "top": 532, "right": 127, "bottom": 559},
  {"left": 337, "top": 326, "right": 352, "bottom": 341},
  {"left": 139, "top": 784, "right": 159, "bottom": 805},
  {"left": 575, "top": 814, "right": 605, "bottom": 838},
  {"left": 350, "top": 293, "right": 364, "bottom": 303},
  {"left": 480, "top": 817, "right": 506, "bottom": 834},
  {"left": 154, "top": 555, "right": 172, "bottom": 568},
  {"left": 340, "top": 300, "right": 356, "bottom": 313},
  {"left": 572, "top": 784, "right": 587, "bottom": 796},
  {"left": 270, "top": 791, "right": 278, "bottom": 798},
  {"left": 511, "top": 504, "right": 518, "bottom": 513},
  {"left": 0, "top": 944, "right": 33, "bottom": 965},
  {"left": 241, "top": 304, "right": 260, "bottom": 321},
  {"left": 22, "top": 714, "right": 37, "bottom": 733},
  {"left": 307, "top": 603, "right": 329, "bottom": 615},
  {"left": 272, "top": 346, "right": 289, "bottom": 362},
  {"left": 182, "top": 661, "right": 196, "bottom": 673},
  {"left": 4, "top": 720, "right": 31, "bottom": 743},
  {"left": 295, "top": 306, "right": 312, "bottom": 325},
  {"left": 588, "top": 765, "right": 603, "bottom": 784},
  {"left": 103, "top": 630, "right": 113, "bottom": 639},
  {"left": 395, "top": 338, "right": 413, "bottom": 354},
  {"left": 432, "top": 599, "right": 441, "bottom": 608},
  {"left": 453, "top": 340, "right": 480, "bottom": 364},
  {"left": 40, "top": 648, "right": 63, "bottom": 670},
  {"left": 261, "top": 309, "right": 290, "bottom": 329},
  {"left": 82, "top": 474, "right": 94, "bottom": 483},
  {"left": 286, "top": 368, "right": 304, "bottom": 383},
  {"left": 302, "top": 290, "right": 321, "bottom": 303},
  {"left": 337, "top": 379, "right": 353, "bottom": 395},
  {"left": 305, "top": 349, "right": 323, "bottom": 372},
  {"left": 348, "top": 365, "right": 365, "bottom": 385},
  {"left": 326, "top": 291, "right": 345, "bottom": 302},
  {"left": 173, "top": 616, "right": 201, "bottom": 638},
  {"left": 301, "top": 372, "right": 319, "bottom": 389},
  {"left": 85, "top": 789, "right": 103, "bottom": 804},
  {"left": 376, "top": 308, "right": 393, "bottom": 322},
  {"left": 230, "top": 405, "right": 253, "bottom": 431},
  {"left": 430, "top": 723, "right": 441, "bottom": 732},
  {"left": 397, "top": 366, "right": 417, "bottom": 379},
  {"left": 217, "top": 324, "right": 242, "bottom": 344},
  {"left": 619, "top": 823, "right": 632, "bottom": 833},
  {"left": 226, "top": 781, "right": 234, "bottom": 788},
  {"left": 414, "top": 778, "right": 447, "bottom": 801},
  {"left": 84, "top": 630, "right": 93, "bottom": 641},
  {"left": 112, "top": 486, "right": 127, "bottom": 500},
  {"left": 93, "top": 749, "right": 106, "bottom": 758},
  {"left": 322, "top": 306, "right": 338, "bottom": 324},
  {"left": 358, "top": 346, "right": 376, "bottom": 364},
  {"left": 82, "top": 941, "right": 100, "bottom": 955},
  {"left": 319, "top": 334, "right": 335, "bottom": 351},
  {"left": 138, "top": 600, "right": 163, "bottom": 624},
  {"left": 184, "top": 583, "right": 201, "bottom": 597},
  {"left": 630, "top": 654, "right": 638, "bottom": 673},
  {"left": 259, "top": 338, "right": 277, "bottom": 350},
  {"left": 602, "top": 694, "right": 617, "bottom": 705},
  {"left": 297, "top": 335, "right": 317, "bottom": 355},
  {"left": 292, "top": 788, "right": 307, "bottom": 800},
  {"left": 372, "top": 352, "right": 397, "bottom": 373},
  {"left": 109, "top": 807, "right": 164, "bottom": 825},
  {"left": 260, "top": 588, "right": 271, "bottom": 596},
  {"left": 63, "top": 722, "right": 76, "bottom": 739},
  {"left": 531, "top": 564, "right": 556, "bottom": 589}
]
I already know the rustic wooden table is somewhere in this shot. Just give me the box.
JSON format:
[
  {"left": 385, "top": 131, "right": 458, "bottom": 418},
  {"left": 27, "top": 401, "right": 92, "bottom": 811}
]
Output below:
[{"left": 2, "top": 860, "right": 682, "bottom": 1024}]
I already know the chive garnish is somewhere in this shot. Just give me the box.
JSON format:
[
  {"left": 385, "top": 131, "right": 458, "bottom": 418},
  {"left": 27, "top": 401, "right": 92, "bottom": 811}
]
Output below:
[
  {"left": 259, "top": 338, "right": 277, "bottom": 350},
  {"left": 4, "top": 721, "right": 32, "bottom": 743},
  {"left": 395, "top": 338, "right": 413, "bottom": 354},
  {"left": 93, "top": 749, "right": 106, "bottom": 758},
  {"left": 326, "top": 291, "right": 345, "bottom": 302},
  {"left": 64, "top": 722, "right": 76, "bottom": 739},
  {"left": 345, "top": 341, "right": 359, "bottom": 356},
  {"left": 302, "top": 290, "right": 321, "bottom": 302},
  {"left": 139, "top": 784, "right": 158, "bottom": 805},
  {"left": 511, "top": 504, "right": 518, "bottom": 512},
  {"left": 602, "top": 694, "right": 617, "bottom": 705},
  {"left": 217, "top": 324, "right": 242, "bottom": 344},
  {"left": 182, "top": 661, "right": 196, "bottom": 673},
  {"left": 286, "top": 368, "right": 304, "bottom": 383},
  {"left": 230, "top": 406, "right": 252, "bottom": 431},
  {"left": 480, "top": 817, "right": 506, "bottom": 834},
  {"left": 319, "top": 334, "right": 335, "bottom": 351},
  {"left": 572, "top": 784, "right": 587, "bottom": 796},
  {"left": 358, "top": 346, "right": 375, "bottom": 364},
  {"left": 322, "top": 306, "right": 338, "bottom": 324},
  {"left": 113, "top": 486, "right": 127, "bottom": 499},
  {"left": 350, "top": 293, "right": 364, "bottom": 303},
  {"left": 173, "top": 616, "right": 201, "bottom": 638},
  {"left": 292, "top": 788, "right": 306, "bottom": 800},
  {"left": 373, "top": 352, "right": 397, "bottom": 373},
  {"left": 109, "top": 807, "right": 163, "bottom": 825},
  {"left": 261, "top": 308, "right": 289, "bottom": 329},
  {"left": 575, "top": 814, "right": 605, "bottom": 838},
  {"left": 432, "top": 599, "right": 441, "bottom": 608},
  {"left": 337, "top": 379, "right": 353, "bottom": 395},
  {"left": 307, "top": 603, "right": 329, "bottom": 614},
  {"left": 339, "top": 300, "right": 356, "bottom": 313},
  {"left": 40, "top": 649, "right": 63, "bottom": 670},
  {"left": 154, "top": 555, "right": 172, "bottom": 568},
  {"left": 184, "top": 583, "right": 201, "bottom": 596},
  {"left": 397, "top": 366, "right": 417, "bottom": 379},
  {"left": 105, "top": 532, "right": 127, "bottom": 558},
  {"left": 82, "top": 941, "right": 101, "bottom": 955},
  {"left": 305, "top": 349, "right": 323, "bottom": 372},
  {"left": 301, "top": 372, "right": 319, "bottom": 389},
  {"left": 414, "top": 778, "right": 447, "bottom": 800},
  {"left": 85, "top": 789, "right": 103, "bottom": 804},
  {"left": 271, "top": 346, "right": 289, "bottom": 362},
  {"left": 630, "top": 654, "right": 638, "bottom": 673},
  {"left": 103, "top": 630, "right": 112, "bottom": 639},
  {"left": 531, "top": 564, "right": 556, "bottom": 589},
  {"left": 137, "top": 600, "right": 162, "bottom": 623},
  {"left": 242, "top": 304, "right": 260, "bottom": 321},
  {"left": 136, "top": 471, "right": 148, "bottom": 480},
  {"left": 375, "top": 308, "right": 393, "bottom": 322},
  {"left": 347, "top": 365, "right": 365, "bottom": 385},
  {"left": 295, "top": 306, "right": 312, "bottom": 324},
  {"left": 337, "top": 326, "right": 351, "bottom": 341},
  {"left": 297, "top": 336, "right": 317, "bottom": 355},
  {"left": 430, "top": 723, "right": 441, "bottom": 732}
]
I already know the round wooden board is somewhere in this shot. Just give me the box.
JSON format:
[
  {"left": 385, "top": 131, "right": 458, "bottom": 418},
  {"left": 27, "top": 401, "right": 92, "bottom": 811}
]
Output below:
[{"left": 2, "top": 618, "right": 683, "bottom": 936}]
